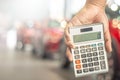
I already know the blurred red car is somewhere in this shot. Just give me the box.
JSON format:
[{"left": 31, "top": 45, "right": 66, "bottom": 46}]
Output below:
[
  {"left": 30, "top": 20, "right": 64, "bottom": 59},
  {"left": 42, "top": 27, "right": 64, "bottom": 59},
  {"left": 45, "top": 28, "right": 63, "bottom": 52}
]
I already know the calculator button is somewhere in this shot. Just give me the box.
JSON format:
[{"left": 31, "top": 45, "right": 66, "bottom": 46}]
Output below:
[
  {"left": 82, "top": 59, "right": 87, "bottom": 63},
  {"left": 94, "top": 62, "right": 99, "bottom": 66},
  {"left": 88, "top": 63, "right": 93, "bottom": 67},
  {"left": 99, "top": 56, "right": 105, "bottom": 60},
  {"left": 80, "top": 49, "right": 85, "bottom": 53},
  {"left": 77, "top": 70, "right": 82, "bottom": 74},
  {"left": 75, "top": 60, "right": 81, "bottom": 64},
  {"left": 80, "top": 46, "right": 85, "bottom": 49},
  {"left": 93, "top": 52, "right": 98, "bottom": 56},
  {"left": 82, "top": 64, "right": 88, "bottom": 68},
  {"left": 95, "top": 67, "right": 100, "bottom": 70},
  {"left": 74, "top": 50, "right": 79, "bottom": 54},
  {"left": 93, "top": 57, "right": 98, "bottom": 61},
  {"left": 88, "top": 58, "right": 93, "bottom": 62},
  {"left": 86, "top": 45, "right": 90, "bottom": 48},
  {"left": 76, "top": 65, "right": 81, "bottom": 69},
  {"left": 86, "top": 48, "right": 91, "bottom": 52},
  {"left": 81, "top": 54, "right": 87, "bottom": 58},
  {"left": 89, "top": 68, "right": 94, "bottom": 72},
  {"left": 98, "top": 43, "right": 103, "bottom": 46},
  {"left": 75, "top": 46, "right": 79, "bottom": 49},
  {"left": 87, "top": 53, "right": 92, "bottom": 57},
  {"left": 91, "top": 44, "right": 96, "bottom": 47},
  {"left": 101, "top": 66, "right": 106, "bottom": 69},
  {"left": 100, "top": 61, "right": 106, "bottom": 66},
  {"left": 100, "top": 61, "right": 106, "bottom": 69},
  {"left": 74, "top": 55, "right": 80, "bottom": 59},
  {"left": 92, "top": 47, "right": 97, "bottom": 51},
  {"left": 83, "top": 69, "right": 88, "bottom": 73},
  {"left": 98, "top": 47, "right": 103, "bottom": 50},
  {"left": 99, "top": 51, "right": 104, "bottom": 55}
]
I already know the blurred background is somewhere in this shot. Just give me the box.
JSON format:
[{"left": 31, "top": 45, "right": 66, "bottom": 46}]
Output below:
[{"left": 0, "top": 0, "right": 120, "bottom": 80}]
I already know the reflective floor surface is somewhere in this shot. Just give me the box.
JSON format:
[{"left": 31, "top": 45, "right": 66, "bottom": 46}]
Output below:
[{"left": 0, "top": 47, "right": 83, "bottom": 80}]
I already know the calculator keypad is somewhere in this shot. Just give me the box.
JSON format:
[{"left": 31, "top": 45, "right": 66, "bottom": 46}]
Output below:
[{"left": 73, "top": 42, "right": 108, "bottom": 76}]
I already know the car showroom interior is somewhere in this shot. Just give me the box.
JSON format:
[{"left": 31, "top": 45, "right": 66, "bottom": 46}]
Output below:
[{"left": 0, "top": 0, "right": 120, "bottom": 80}]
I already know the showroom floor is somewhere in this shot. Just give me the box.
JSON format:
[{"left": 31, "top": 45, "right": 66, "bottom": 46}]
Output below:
[{"left": 0, "top": 47, "right": 85, "bottom": 80}]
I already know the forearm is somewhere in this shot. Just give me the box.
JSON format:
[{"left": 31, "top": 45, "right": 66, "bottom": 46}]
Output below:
[{"left": 86, "top": 0, "right": 107, "bottom": 9}]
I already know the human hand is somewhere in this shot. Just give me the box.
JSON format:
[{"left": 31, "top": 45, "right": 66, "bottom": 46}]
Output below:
[{"left": 64, "top": 4, "right": 112, "bottom": 61}]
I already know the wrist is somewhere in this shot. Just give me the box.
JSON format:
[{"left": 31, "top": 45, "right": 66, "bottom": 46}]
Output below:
[{"left": 85, "top": 0, "right": 106, "bottom": 9}]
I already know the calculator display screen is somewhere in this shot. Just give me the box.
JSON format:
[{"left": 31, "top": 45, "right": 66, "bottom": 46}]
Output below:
[{"left": 73, "top": 32, "right": 101, "bottom": 43}]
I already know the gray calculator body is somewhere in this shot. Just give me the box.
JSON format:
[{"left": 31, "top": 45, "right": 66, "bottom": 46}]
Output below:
[{"left": 69, "top": 23, "right": 108, "bottom": 77}]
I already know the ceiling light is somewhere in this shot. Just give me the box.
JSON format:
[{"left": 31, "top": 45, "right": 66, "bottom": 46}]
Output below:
[{"left": 110, "top": 3, "right": 118, "bottom": 11}]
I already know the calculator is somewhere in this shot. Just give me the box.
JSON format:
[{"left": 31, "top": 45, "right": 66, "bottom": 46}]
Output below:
[{"left": 69, "top": 23, "right": 108, "bottom": 77}]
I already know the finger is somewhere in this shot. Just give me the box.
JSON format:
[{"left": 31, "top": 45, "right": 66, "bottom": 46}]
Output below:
[
  {"left": 100, "top": 19, "right": 112, "bottom": 53},
  {"left": 104, "top": 30, "right": 112, "bottom": 53},
  {"left": 66, "top": 47, "right": 73, "bottom": 61},
  {"left": 64, "top": 22, "right": 75, "bottom": 49},
  {"left": 64, "top": 36, "right": 75, "bottom": 48},
  {"left": 64, "top": 15, "right": 82, "bottom": 45},
  {"left": 101, "top": 15, "right": 112, "bottom": 53},
  {"left": 64, "top": 22, "right": 73, "bottom": 42}
]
